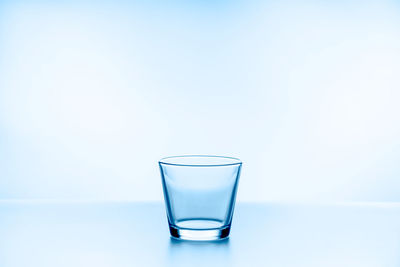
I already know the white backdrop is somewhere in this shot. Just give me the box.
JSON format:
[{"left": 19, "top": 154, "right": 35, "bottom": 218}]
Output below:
[{"left": 1, "top": 0, "right": 399, "bottom": 202}]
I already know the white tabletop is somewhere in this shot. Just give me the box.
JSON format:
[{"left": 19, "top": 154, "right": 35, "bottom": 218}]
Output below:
[{"left": 0, "top": 201, "right": 399, "bottom": 267}]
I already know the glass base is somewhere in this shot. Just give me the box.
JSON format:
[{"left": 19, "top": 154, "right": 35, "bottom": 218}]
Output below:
[{"left": 169, "top": 224, "right": 231, "bottom": 241}]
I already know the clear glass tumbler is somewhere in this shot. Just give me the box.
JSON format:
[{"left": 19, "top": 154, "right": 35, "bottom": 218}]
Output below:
[{"left": 159, "top": 155, "right": 242, "bottom": 241}]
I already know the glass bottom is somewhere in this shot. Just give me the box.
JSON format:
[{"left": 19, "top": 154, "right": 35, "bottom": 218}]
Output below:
[{"left": 169, "top": 219, "right": 231, "bottom": 241}]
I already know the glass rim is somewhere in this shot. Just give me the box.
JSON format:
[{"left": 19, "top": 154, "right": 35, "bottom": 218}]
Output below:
[{"left": 159, "top": 155, "right": 242, "bottom": 167}]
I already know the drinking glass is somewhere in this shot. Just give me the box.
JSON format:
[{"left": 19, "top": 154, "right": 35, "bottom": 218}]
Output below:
[{"left": 159, "top": 155, "right": 242, "bottom": 241}]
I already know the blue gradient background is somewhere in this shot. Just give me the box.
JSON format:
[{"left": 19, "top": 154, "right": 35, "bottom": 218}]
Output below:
[{"left": 1, "top": 0, "right": 400, "bottom": 202}]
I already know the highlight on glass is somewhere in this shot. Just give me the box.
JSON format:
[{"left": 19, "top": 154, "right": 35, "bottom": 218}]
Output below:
[{"left": 159, "top": 155, "right": 242, "bottom": 241}]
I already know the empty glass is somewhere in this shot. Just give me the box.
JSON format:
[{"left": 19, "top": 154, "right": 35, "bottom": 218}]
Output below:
[{"left": 159, "top": 155, "right": 242, "bottom": 241}]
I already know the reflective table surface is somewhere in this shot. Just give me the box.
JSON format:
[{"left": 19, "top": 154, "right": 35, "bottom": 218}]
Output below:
[{"left": 0, "top": 201, "right": 399, "bottom": 267}]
